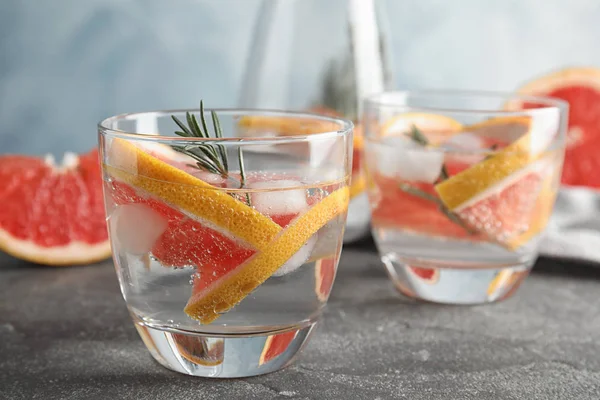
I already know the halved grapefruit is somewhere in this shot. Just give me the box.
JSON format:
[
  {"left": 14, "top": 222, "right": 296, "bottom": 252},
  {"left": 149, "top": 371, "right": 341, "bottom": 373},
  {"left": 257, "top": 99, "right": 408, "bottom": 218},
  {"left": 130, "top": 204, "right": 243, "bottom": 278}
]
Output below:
[
  {"left": 0, "top": 149, "right": 111, "bottom": 265},
  {"left": 259, "top": 330, "right": 298, "bottom": 365},
  {"left": 507, "top": 67, "right": 600, "bottom": 188}
]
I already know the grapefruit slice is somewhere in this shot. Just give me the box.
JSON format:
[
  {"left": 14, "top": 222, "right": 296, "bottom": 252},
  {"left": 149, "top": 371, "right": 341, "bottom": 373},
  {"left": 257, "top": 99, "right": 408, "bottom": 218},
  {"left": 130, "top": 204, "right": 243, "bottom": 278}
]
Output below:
[
  {"left": 507, "top": 67, "right": 600, "bottom": 188},
  {"left": 434, "top": 117, "right": 553, "bottom": 248},
  {"left": 259, "top": 330, "right": 298, "bottom": 365},
  {"left": 185, "top": 187, "right": 349, "bottom": 324},
  {"left": 370, "top": 175, "right": 487, "bottom": 239},
  {"left": 315, "top": 257, "right": 337, "bottom": 302},
  {"left": 109, "top": 181, "right": 257, "bottom": 273},
  {"left": 0, "top": 150, "right": 110, "bottom": 265},
  {"left": 106, "top": 138, "right": 282, "bottom": 250}
]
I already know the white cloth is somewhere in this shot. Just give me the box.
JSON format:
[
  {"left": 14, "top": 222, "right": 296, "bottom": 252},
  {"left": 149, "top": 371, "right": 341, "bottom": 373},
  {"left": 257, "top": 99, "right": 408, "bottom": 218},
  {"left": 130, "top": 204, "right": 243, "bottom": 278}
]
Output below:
[{"left": 540, "top": 187, "right": 600, "bottom": 263}]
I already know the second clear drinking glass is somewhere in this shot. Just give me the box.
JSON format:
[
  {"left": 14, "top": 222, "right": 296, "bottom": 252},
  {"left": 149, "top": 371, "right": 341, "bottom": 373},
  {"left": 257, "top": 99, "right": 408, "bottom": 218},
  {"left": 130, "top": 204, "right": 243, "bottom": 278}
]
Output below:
[
  {"left": 362, "top": 91, "right": 568, "bottom": 304},
  {"left": 99, "top": 108, "right": 352, "bottom": 377}
]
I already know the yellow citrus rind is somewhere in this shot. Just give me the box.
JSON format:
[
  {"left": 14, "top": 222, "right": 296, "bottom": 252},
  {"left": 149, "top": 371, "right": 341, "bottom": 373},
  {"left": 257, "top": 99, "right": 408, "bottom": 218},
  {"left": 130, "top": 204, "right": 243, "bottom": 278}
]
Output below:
[
  {"left": 434, "top": 118, "right": 536, "bottom": 211},
  {"left": 106, "top": 138, "right": 282, "bottom": 250},
  {"left": 184, "top": 187, "right": 349, "bottom": 324}
]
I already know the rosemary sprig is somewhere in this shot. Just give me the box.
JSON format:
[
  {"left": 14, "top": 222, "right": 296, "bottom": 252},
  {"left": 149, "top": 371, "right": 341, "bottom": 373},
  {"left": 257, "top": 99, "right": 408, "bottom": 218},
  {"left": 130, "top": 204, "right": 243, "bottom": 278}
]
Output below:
[
  {"left": 398, "top": 183, "right": 476, "bottom": 235},
  {"left": 171, "top": 101, "right": 250, "bottom": 204},
  {"left": 406, "top": 125, "right": 429, "bottom": 146}
]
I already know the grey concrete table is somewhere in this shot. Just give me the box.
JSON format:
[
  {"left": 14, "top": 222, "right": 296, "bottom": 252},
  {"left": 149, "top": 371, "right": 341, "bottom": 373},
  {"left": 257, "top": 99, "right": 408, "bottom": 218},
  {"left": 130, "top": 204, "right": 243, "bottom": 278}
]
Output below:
[{"left": 2, "top": 240, "right": 600, "bottom": 400}]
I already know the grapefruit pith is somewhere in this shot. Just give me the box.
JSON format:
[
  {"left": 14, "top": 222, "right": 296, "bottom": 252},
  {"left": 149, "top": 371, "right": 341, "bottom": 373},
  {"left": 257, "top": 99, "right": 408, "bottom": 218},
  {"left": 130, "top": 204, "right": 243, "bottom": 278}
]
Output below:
[
  {"left": 508, "top": 67, "right": 600, "bottom": 188},
  {"left": 0, "top": 149, "right": 110, "bottom": 265}
]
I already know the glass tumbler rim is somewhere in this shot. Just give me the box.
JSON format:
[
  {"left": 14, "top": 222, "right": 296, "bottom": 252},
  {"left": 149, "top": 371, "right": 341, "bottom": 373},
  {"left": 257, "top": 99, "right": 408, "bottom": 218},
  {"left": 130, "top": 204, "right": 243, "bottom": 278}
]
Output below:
[
  {"left": 98, "top": 108, "right": 354, "bottom": 145},
  {"left": 364, "top": 89, "right": 569, "bottom": 114},
  {"left": 363, "top": 89, "right": 569, "bottom": 155}
]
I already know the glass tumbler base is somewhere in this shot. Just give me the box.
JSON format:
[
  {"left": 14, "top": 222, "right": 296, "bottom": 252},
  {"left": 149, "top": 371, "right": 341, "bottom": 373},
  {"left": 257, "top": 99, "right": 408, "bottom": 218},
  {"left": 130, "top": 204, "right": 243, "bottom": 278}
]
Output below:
[
  {"left": 133, "top": 318, "right": 317, "bottom": 378},
  {"left": 381, "top": 255, "right": 533, "bottom": 305}
]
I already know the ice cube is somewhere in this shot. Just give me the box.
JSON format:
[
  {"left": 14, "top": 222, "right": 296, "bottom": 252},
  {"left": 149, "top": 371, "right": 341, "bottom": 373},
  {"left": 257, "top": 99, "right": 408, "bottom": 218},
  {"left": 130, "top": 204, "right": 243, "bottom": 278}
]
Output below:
[
  {"left": 110, "top": 204, "right": 168, "bottom": 255},
  {"left": 529, "top": 107, "right": 560, "bottom": 155},
  {"left": 272, "top": 235, "right": 317, "bottom": 277},
  {"left": 249, "top": 180, "right": 308, "bottom": 216},
  {"left": 368, "top": 136, "right": 445, "bottom": 183},
  {"left": 189, "top": 170, "right": 227, "bottom": 186},
  {"left": 441, "top": 132, "right": 487, "bottom": 151},
  {"left": 440, "top": 132, "right": 489, "bottom": 165}
]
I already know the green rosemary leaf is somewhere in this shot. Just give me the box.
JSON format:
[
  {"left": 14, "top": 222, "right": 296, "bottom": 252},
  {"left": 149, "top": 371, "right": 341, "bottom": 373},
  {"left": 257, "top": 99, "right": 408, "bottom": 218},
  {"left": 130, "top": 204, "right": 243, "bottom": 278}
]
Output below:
[
  {"left": 173, "top": 145, "right": 211, "bottom": 167},
  {"left": 186, "top": 112, "right": 203, "bottom": 138},
  {"left": 199, "top": 101, "right": 211, "bottom": 139},
  {"left": 406, "top": 125, "right": 429, "bottom": 146},
  {"left": 238, "top": 147, "right": 246, "bottom": 187},
  {"left": 211, "top": 111, "right": 223, "bottom": 138},
  {"left": 195, "top": 158, "right": 221, "bottom": 174},
  {"left": 192, "top": 113, "right": 219, "bottom": 161},
  {"left": 440, "top": 165, "right": 450, "bottom": 181},
  {"left": 238, "top": 146, "right": 251, "bottom": 205},
  {"left": 172, "top": 115, "right": 194, "bottom": 137},
  {"left": 211, "top": 111, "right": 228, "bottom": 171},
  {"left": 183, "top": 144, "right": 220, "bottom": 168}
]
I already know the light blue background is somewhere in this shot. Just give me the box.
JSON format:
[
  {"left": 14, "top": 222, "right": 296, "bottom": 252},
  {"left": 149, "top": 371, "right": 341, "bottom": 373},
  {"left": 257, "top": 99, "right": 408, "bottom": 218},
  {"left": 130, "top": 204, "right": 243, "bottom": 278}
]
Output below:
[{"left": 1, "top": 0, "right": 598, "bottom": 156}]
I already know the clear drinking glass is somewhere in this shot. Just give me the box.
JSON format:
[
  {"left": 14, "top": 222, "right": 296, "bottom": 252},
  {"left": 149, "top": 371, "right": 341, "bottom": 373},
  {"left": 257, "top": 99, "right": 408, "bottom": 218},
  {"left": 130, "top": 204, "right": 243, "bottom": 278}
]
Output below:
[
  {"left": 362, "top": 91, "right": 568, "bottom": 304},
  {"left": 98, "top": 108, "right": 352, "bottom": 377},
  {"left": 239, "top": 0, "right": 393, "bottom": 243}
]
